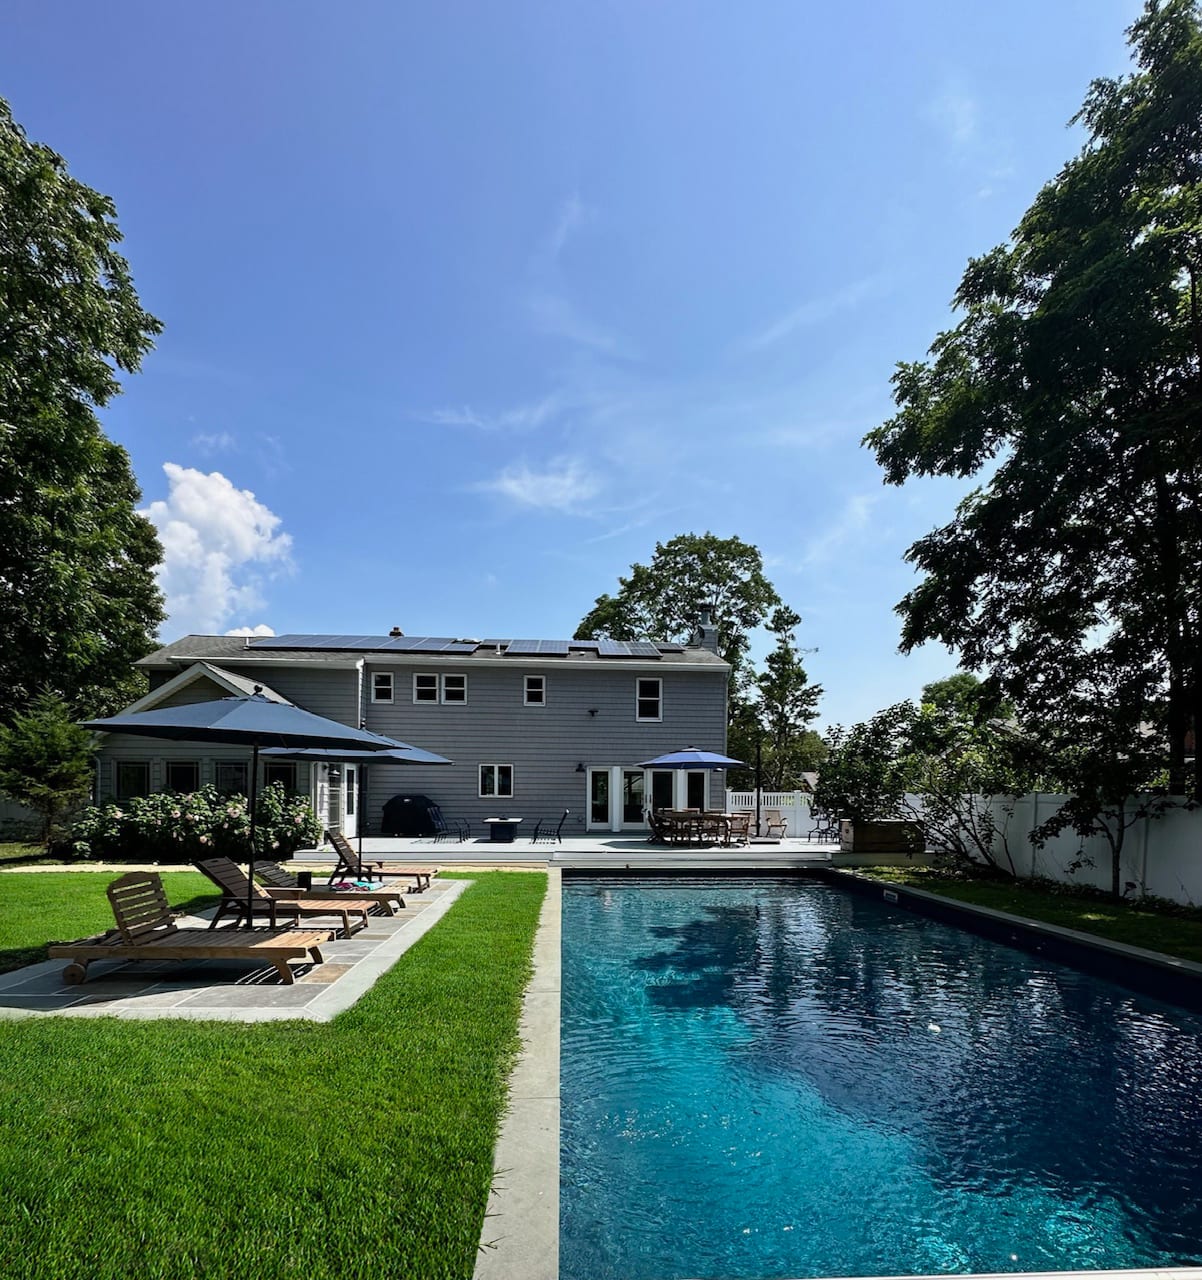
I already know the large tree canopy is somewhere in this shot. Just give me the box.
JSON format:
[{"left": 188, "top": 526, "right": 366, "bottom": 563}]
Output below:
[
  {"left": 864, "top": 0, "right": 1202, "bottom": 798},
  {"left": 575, "top": 531, "right": 784, "bottom": 679},
  {"left": 0, "top": 97, "right": 164, "bottom": 721}
]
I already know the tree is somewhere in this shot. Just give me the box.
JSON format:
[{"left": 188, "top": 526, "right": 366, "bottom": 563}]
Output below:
[
  {"left": 575, "top": 532, "right": 783, "bottom": 682},
  {"left": 0, "top": 96, "right": 164, "bottom": 723},
  {"left": 864, "top": 0, "right": 1202, "bottom": 800},
  {"left": 0, "top": 694, "right": 95, "bottom": 846},
  {"left": 814, "top": 700, "right": 1037, "bottom": 876},
  {"left": 729, "top": 606, "right": 824, "bottom": 789}
]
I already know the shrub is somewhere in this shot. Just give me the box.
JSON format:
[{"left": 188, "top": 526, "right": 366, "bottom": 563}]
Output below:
[{"left": 69, "top": 782, "right": 322, "bottom": 862}]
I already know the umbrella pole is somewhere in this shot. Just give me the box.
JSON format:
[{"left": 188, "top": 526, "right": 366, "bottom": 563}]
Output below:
[
  {"left": 755, "top": 739, "right": 762, "bottom": 839},
  {"left": 246, "top": 742, "right": 260, "bottom": 929}
]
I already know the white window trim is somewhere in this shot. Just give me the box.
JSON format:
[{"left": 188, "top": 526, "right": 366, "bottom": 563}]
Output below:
[
  {"left": 441, "top": 673, "right": 467, "bottom": 704},
  {"left": 412, "top": 672, "right": 468, "bottom": 704},
  {"left": 413, "top": 673, "right": 439, "bottom": 703},
  {"left": 371, "top": 671, "right": 394, "bottom": 703},
  {"left": 636, "top": 677, "right": 662, "bottom": 722},
  {"left": 524, "top": 675, "right": 546, "bottom": 706},
  {"left": 478, "top": 763, "right": 514, "bottom": 798}
]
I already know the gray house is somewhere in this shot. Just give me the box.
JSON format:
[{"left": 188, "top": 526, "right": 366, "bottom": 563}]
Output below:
[{"left": 95, "top": 619, "right": 731, "bottom": 839}]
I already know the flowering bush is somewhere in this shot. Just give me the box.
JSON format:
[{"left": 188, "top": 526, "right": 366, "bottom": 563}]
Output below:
[{"left": 70, "top": 782, "right": 323, "bottom": 861}]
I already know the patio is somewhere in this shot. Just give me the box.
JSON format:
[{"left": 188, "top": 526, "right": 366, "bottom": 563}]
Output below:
[
  {"left": 299, "top": 832, "right": 839, "bottom": 872},
  {"left": 0, "top": 875, "right": 465, "bottom": 1021}
]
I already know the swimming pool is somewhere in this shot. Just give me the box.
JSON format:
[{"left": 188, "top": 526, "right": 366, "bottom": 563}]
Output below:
[{"left": 560, "top": 876, "right": 1202, "bottom": 1280}]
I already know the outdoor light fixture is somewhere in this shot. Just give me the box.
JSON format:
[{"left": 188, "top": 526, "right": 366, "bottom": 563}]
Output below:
[
  {"left": 575, "top": 762, "right": 586, "bottom": 772},
  {"left": 588, "top": 708, "right": 599, "bottom": 717},
  {"left": 327, "top": 765, "right": 342, "bottom": 781}
]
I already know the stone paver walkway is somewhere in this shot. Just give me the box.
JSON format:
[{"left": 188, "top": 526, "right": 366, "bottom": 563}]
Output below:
[{"left": 0, "top": 878, "right": 465, "bottom": 1022}]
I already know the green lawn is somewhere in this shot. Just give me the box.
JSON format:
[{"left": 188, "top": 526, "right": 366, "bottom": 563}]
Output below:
[
  {"left": 0, "top": 870, "right": 221, "bottom": 973},
  {"left": 0, "top": 869, "right": 546, "bottom": 1280},
  {"left": 860, "top": 866, "right": 1202, "bottom": 965}
]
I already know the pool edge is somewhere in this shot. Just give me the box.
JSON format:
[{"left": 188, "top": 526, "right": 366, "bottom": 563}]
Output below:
[{"left": 474, "top": 867, "right": 561, "bottom": 1280}]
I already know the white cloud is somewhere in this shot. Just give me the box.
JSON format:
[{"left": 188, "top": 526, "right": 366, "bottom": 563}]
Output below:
[
  {"left": 546, "top": 192, "right": 588, "bottom": 260},
  {"left": 224, "top": 624, "right": 276, "bottom": 638},
  {"left": 474, "top": 457, "right": 601, "bottom": 514},
  {"left": 141, "top": 463, "right": 293, "bottom": 638},
  {"left": 528, "top": 292, "right": 631, "bottom": 356},
  {"left": 191, "top": 431, "right": 236, "bottom": 454},
  {"left": 736, "top": 277, "right": 886, "bottom": 353},
  {"left": 925, "top": 84, "right": 979, "bottom": 149},
  {"left": 795, "top": 492, "right": 881, "bottom": 566},
  {"left": 421, "top": 392, "right": 566, "bottom": 432}
]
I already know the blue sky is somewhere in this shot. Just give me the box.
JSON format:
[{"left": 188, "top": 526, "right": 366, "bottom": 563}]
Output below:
[{"left": 4, "top": 0, "right": 1141, "bottom": 729}]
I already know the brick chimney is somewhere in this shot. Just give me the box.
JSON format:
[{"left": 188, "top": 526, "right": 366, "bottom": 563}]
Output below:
[{"left": 389, "top": 625, "right": 404, "bottom": 638}]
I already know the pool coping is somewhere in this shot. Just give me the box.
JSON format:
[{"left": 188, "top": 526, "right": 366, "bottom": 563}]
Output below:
[
  {"left": 474, "top": 866, "right": 560, "bottom": 1280},
  {"left": 827, "top": 869, "right": 1202, "bottom": 1011},
  {"left": 480, "top": 869, "right": 1202, "bottom": 1280}
]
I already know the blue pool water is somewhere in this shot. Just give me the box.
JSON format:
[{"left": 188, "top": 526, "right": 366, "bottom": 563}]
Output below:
[{"left": 560, "top": 877, "right": 1202, "bottom": 1280}]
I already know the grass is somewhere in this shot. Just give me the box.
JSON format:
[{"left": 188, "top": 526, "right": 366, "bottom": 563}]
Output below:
[
  {"left": 0, "top": 869, "right": 546, "bottom": 1280},
  {"left": 0, "top": 870, "right": 221, "bottom": 974},
  {"left": 861, "top": 865, "right": 1202, "bottom": 965}
]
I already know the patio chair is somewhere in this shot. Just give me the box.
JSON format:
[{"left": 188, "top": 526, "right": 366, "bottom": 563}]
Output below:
[
  {"left": 47, "top": 871, "right": 331, "bottom": 986},
  {"left": 761, "top": 809, "right": 788, "bottom": 839},
  {"left": 429, "top": 804, "right": 470, "bottom": 843},
  {"left": 531, "top": 808, "right": 570, "bottom": 844},
  {"left": 325, "top": 828, "right": 437, "bottom": 893},
  {"left": 195, "top": 857, "right": 370, "bottom": 936},
  {"left": 806, "top": 810, "right": 841, "bottom": 842},
  {"left": 727, "top": 812, "right": 752, "bottom": 845},
  {"left": 255, "top": 860, "right": 405, "bottom": 915}
]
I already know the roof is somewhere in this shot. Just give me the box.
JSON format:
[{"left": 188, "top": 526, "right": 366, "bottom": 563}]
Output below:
[{"left": 137, "top": 633, "right": 729, "bottom": 671}]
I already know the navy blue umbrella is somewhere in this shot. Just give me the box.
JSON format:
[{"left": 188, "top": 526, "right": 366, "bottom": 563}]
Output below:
[
  {"left": 261, "top": 739, "right": 453, "bottom": 857},
  {"left": 82, "top": 693, "right": 398, "bottom": 928},
  {"left": 637, "top": 747, "right": 746, "bottom": 769}
]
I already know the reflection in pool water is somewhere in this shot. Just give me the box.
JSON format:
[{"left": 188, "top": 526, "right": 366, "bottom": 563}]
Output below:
[{"left": 560, "top": 877, "right": 1202, "bottom": 1280}]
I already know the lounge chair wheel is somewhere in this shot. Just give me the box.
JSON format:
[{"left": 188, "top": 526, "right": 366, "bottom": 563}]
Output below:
[{"left": 62, "top": 963, "right": 88, "bottom": 985}]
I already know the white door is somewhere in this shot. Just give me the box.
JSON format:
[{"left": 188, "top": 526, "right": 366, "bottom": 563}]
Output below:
[{"left": 343, "top": 765, "right": 357, "bottom": 839}]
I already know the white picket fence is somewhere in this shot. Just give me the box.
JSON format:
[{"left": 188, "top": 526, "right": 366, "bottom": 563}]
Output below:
[{"left": 725, "top": 791, "right": 814, "bottom": 838}]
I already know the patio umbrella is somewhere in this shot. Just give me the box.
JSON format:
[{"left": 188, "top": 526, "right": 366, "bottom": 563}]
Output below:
[
  {"left": 260, "top": 737, "right": 452, "bottom": 855},
  {"left": 82, "top": 692, "right": 398, "bottom": 928},
  {"left": 637, "top": 748, "right": 746, "bottom": 769}
]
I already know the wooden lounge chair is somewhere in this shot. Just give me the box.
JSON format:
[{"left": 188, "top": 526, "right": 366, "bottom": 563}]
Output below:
[
  {"left": 195, "top": 857, "right": 370, "bottom": 936},
  {"left": 48, "top": 871, "right": 331, "bottom": 986},
  {"left": 325, "top": 829, "right": 436, "bottom": 893},
  {"left": 255, "top": 860, "right": 405, "bottom": 915}
]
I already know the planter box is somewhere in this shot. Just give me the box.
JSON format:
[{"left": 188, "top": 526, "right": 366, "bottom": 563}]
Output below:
[{"left": 839, "top": 819, "right": 924, "bottom": 854}]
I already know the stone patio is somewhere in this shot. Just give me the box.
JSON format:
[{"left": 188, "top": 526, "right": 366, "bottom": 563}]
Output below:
[{"left": 0, "top": 877, "right": 465, "bottom": 1022}]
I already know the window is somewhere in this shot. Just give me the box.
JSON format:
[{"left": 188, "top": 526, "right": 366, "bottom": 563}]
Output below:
[
  {"left": 371, "top": 671, "right": 393, "bottom": 703},
  {"left": 115, "top": 762, "right": 149, "bottom": 800},
  {"left": 442, "top": 673, "right": 467, "bottom": 703},
  {"left": 164, "top": 761, "right": 200, "bottom": 794},
  {"left": 479, "top": 764, "right": 514, "bottom": 798},
  {"left": 414, "top": 673, "right": 467, "bottom": 703},
  {"left": 215, "top": 761, "right": 249, "bottom": 794},
  {"left": 636, "top": 677, "right": 662, "bottom": 721},
  {"left": 524, "top": 675, "right": 545, "bottom": 706},
  {"left": 264, "top": 761, "right": 298, "bottom": 792}
]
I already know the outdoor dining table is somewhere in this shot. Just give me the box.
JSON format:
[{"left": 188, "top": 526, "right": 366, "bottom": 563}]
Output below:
[{"left": 660, "top": 810, "right": 738, "bottom": 846}]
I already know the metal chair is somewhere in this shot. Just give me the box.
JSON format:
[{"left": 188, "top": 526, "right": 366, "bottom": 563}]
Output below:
[{"left": 531, "top": 808, "right": 569, "bottom": 844}]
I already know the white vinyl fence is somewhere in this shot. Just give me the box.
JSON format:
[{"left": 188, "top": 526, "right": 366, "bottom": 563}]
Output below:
[
  {"left": 978, "top": 793, "right": 1202, "bottom": 907},
  {"left": 725, "top": 791, "right": 814, "bottom": 838}
]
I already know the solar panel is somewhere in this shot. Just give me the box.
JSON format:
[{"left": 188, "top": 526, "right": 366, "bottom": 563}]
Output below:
[
  {"left": 505, "top": 639, "right": 569, "bottom": 656},
  {"left": 569, "top": 639, "right": 600, "bottom": 651},
  {"left": 596, "top": 638, "right": 665, "bottom": 659}
]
